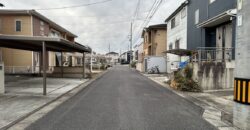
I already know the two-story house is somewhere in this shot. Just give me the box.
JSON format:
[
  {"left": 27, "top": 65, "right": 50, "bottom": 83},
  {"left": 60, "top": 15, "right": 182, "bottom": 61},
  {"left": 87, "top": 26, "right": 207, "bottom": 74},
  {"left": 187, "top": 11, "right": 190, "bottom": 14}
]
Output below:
[
  {"left": 106, "top": 52, "right": 119, "bottom": 65},
  {"left": 141, "top": 24, "right": 167, "bottom": 72},
  {"left": 187, "top": 0, "right": 237, "bottom": 90},
  {"left": 165, "top": 0, "right": 237, "bottom": 90},
  {"left": 120, "top": 51, "right": 132, "bottom": 64},
  {"left": 0, "top": 9, "right": 78, "bottom": 74},
  {"left": 188, "top": 0, "right": 237, "bottom": 61},
  {"left": 165, "top": 1, "right": 189, "bottom": 73},
  {"left": 142, "top": 24, "right": 167, "bottom": 57}
]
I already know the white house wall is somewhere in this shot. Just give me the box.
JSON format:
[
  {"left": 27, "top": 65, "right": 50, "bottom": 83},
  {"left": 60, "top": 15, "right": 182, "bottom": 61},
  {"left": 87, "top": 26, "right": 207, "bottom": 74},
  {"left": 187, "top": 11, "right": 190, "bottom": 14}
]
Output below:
[
  {"left": 166, "top": 6, "right": 188, "bottom": 73},
  {"left": 167, "top": 8, "right": 187, "bottom": 50}
]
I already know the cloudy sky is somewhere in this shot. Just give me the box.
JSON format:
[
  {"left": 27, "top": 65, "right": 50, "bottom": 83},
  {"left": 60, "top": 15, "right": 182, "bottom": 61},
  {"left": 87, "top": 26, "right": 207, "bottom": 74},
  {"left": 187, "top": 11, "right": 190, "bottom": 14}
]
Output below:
[{"left": 2, "top": 0, "right": 184, "bottom": 54}]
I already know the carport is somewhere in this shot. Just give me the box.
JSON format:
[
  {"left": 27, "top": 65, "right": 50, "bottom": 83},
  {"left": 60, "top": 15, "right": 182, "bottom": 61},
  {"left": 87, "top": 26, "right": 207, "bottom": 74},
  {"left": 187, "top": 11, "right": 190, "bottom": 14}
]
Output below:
[{"left": 0, "top": 35, "right": 91, "bottom": 95}]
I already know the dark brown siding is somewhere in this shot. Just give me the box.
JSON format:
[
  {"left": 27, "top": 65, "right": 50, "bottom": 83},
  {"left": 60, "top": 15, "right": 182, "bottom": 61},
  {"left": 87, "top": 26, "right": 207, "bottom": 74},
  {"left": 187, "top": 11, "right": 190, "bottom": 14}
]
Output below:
[{"left": 32, "top": 16, "right": 49, "bottom": 36}]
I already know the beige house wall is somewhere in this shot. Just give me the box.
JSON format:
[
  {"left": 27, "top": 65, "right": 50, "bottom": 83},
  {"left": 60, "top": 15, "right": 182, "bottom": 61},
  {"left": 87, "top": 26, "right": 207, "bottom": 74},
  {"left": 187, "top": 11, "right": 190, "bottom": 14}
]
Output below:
[
  {"left": 0, "top": 15, "right": 33, "bottom": 68},
  {"left": 2, "top": 48, "right": 32, "bottom": 66},
  {"left": 142, "top": 29, "right": 167, "bottom": 57},
  {"left": 154, "top": 29, "right": 167, "bottom": 56},
  {"left": 142, "top": 27, "right": 167, "bottom": 72},
  {"left": 48, "top": 52, "right": 56, "bottom": 67},
  {"left": 0, "top": 14, "right": 77, "bottom": 72},
  {"left": 0, "top": 15, "right": 32, "bottom": 36}
]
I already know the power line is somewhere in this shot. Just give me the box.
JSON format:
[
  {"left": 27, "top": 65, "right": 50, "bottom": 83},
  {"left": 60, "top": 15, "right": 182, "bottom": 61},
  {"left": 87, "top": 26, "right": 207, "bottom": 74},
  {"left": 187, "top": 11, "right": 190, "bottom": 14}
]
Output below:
[
  {"left": 132, "top": 0, "right": 141, "bottom": 23},
  {"left": 36, "top": 0, "right": 113, "bottom": 10},
  {"left": 45, "top": 11, "right": 150, "bottom": 19},
  {"left": 132, "top": 0, "right": 163, "bottom": 46},
  {"left": 133, "top": 0, "right": 158, "bottom": 37},
  {"left": 53, "top": 18, "right": 156, "bottom": 27}
]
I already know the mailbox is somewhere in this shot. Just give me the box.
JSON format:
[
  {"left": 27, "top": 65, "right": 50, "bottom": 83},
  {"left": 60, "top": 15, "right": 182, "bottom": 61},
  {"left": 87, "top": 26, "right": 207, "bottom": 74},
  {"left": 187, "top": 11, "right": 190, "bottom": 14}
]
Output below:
[{"left": 0, "top": 63, "right": 4, "bottom": 94}]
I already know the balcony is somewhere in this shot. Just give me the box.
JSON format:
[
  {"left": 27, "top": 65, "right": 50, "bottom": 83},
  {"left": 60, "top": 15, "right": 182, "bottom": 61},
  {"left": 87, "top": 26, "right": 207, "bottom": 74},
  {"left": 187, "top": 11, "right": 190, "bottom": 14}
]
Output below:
[{"left": 196, "top": 47, "right": 234, "bottom": 62}]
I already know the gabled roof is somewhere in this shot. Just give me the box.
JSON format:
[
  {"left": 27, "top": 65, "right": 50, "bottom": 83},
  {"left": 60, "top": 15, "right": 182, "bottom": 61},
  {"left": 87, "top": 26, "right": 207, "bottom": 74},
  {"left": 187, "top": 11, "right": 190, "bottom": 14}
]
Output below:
[
  {"left": 106, "top": 52, "right": 119, "bottom": 55},
  {"left": 148, "top": 24, "right": 167, "bottom": 29},
  {"left": 164, "top": 0, "right": 189, "bottom": 22},
  {"left": 0, "top": 9, "right": 77, "bottom": 37},
  {"left": 141, "top": 24, "right": 167, "bottom": 37}
]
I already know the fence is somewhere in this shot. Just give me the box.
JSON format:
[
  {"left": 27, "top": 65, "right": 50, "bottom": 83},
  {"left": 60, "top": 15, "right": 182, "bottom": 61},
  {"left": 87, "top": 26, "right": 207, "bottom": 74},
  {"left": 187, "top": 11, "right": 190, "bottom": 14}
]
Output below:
[
  {"left": 4, "top": 64, "right": 100, "bottom": 74},
  {"left": 196, "top": 47, "right": 234, "bottom": 62},
  {"left": 4, "top": 66, "right": 57, "bottom": 74}
]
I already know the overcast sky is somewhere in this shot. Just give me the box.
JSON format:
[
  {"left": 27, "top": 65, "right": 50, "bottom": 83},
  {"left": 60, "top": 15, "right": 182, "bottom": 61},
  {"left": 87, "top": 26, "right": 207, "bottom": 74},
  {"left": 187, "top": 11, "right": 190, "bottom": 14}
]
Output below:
[{"left": 2, "top": 0, "right": 184, "bottom": 54}]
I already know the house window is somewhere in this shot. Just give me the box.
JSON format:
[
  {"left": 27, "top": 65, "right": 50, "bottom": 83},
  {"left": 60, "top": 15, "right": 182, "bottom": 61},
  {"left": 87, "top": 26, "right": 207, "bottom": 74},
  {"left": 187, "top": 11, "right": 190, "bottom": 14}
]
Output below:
[
  {"left": 40, "top": 31, "right": 45, "bottom": 36},
  {"left": 210, "top": 0, "right": 216, "bottom": 4},
  {"left": 171, "top": 17, "right": 176, "bottom": 29},
  {"left": 237, "top": 15, "right": 243, "bottom": 27},
  {"left": 169, "top": 43, "right": 173, "bottom": 50},
  {"left": 77, "top": 58, "right": 81, "bottom": 65},
  {"left": 175, "top": 40, "right": 180, "bottom": 49},
  {"left": 40, "top": 21, "right": 44, "bottom": 26},
  {"left": 195, "top": 9, "right": 199, "bottom": 24},
  {"left": 181, "top": 7, "right": 186, "bottom": 18},
  {"left": 49, "top": 30, "right": 61, "bottom": 38},
  {"left": 15, "top": 20, "right": 22, "bottom": 32},
  {"left": 40, "top": 26, "right": 44, "bottom": 31},
  {"left": 238, "top": 0, "right": 243, "bottom": 10}
]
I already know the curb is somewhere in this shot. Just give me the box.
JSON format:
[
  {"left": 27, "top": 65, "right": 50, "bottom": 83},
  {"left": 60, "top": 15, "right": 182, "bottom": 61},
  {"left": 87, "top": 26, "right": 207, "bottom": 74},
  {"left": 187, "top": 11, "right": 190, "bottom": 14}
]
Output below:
[
  {"left": 141, "top": 73, "right": 239, "bottom": 130},
  {"left": 1, "top": 70, "right": 109, "bottom": 130}
]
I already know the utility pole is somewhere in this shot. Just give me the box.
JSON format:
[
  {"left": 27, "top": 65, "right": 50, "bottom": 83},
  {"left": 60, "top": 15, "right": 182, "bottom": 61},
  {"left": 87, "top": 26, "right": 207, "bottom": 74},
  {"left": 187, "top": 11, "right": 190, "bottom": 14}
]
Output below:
[
  {"left": 234, "top": 0, "right": 250, "bottom": 105},
  {"left": 108, "top": 43, "right": 110, "bottom": 53},
  {"left": 108, "top": 43, "right": 111, "bottom": 64},
  {"left": 130, "top": 22, "right": 133, "bottom": 66},
  {"left": 90, "top": 50, "right": 93, "bottom": 73}
]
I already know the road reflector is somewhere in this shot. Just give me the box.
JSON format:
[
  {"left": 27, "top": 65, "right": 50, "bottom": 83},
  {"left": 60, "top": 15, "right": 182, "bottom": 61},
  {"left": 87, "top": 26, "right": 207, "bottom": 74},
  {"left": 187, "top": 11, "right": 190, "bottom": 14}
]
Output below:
[
  {"left": 238, "top": 81, "right": 241, "bottom": 101},
  {"left": 248, "top": 82, "right": 250, "bottom": 103},
  {"left": 242, "top": 81, "right": 246, "bottom": 103}
]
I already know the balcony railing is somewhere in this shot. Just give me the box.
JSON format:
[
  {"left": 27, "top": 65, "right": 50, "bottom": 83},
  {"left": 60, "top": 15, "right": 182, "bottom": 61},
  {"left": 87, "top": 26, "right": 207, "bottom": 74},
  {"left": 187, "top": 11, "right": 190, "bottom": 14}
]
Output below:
[{"left": 196, "top": 47, "right": 234, "bottom": 62}]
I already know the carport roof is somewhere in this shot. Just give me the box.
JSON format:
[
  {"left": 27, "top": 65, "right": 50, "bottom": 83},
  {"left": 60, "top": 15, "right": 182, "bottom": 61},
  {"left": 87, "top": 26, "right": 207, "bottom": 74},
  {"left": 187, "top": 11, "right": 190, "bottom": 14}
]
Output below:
[
  {"left": 163, "top": 49, "right": 194, "bottom": 56},
  {"left": 0, "top": 35, "right": 91, "bottom": 53}
]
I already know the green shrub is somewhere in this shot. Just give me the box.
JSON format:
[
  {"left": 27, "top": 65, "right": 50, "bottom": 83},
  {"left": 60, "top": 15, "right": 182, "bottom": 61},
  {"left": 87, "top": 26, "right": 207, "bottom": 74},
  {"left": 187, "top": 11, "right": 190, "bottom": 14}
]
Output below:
[
  {"left": 130, "top": 61, "right": 137, "bottom": 68},
  {"left": 184, "top": 65, "right": 193, "bottom": 79},
  {"left": 172, "top": 66, "right": 201, "bottom": 92},
  {"left": 100, "top": 64, "right": 107, "bottom": 70}
]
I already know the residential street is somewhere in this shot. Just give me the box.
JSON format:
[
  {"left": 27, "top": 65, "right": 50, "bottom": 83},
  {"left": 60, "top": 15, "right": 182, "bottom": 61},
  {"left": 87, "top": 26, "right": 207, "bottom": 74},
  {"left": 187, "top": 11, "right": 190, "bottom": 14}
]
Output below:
[{"left": 26, "top": 65, "right": 216, "bottom": 130}]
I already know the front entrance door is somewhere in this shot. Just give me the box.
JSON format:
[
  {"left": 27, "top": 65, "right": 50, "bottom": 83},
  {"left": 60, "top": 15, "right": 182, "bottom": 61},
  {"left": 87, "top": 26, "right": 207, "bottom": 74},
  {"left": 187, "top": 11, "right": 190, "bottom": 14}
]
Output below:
[{"left": 216, "top": 23, "right": 232, "bottom": 61}]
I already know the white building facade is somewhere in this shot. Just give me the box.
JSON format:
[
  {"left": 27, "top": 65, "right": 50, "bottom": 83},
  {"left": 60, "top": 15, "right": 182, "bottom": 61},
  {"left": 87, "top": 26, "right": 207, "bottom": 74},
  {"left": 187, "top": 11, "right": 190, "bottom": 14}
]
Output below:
[{"left": 166, "top": 1, "right": 188, "bottom": 73}]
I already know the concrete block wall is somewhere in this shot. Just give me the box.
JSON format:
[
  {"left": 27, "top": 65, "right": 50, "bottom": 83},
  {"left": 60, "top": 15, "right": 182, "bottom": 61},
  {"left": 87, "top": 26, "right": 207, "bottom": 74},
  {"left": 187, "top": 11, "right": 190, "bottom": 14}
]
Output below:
[
  {"left": 136, "top": 63, "right": 143, "bottom": 72},
  {"left": 192, "top": 61, "right": 235, "bottom": 90}
]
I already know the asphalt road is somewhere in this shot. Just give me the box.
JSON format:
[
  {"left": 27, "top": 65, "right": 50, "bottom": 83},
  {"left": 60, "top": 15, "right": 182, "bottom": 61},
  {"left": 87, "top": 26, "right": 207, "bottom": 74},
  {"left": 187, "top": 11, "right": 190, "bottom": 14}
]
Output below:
[{"left": 26, "top": 66, "right": 216, "bottom": 130}]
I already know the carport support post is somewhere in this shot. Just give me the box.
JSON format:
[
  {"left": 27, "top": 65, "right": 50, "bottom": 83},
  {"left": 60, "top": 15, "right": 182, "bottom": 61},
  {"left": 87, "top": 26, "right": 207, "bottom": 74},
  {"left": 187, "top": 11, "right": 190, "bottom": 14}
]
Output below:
[
  {"left": 61, "top": 52, "right": 63, "bottom": 78},
  {"left": 39, "top": 51, "right": 42, "bottom": 76},
  {"left": 42, "top": 42, "right": 47, "bottom": 95},
  {"left": 0, "top": 48, "right": 2, "bottom": 62},
  {"left": 82, "top": 52, "right": 85, "bottom": 79}
]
